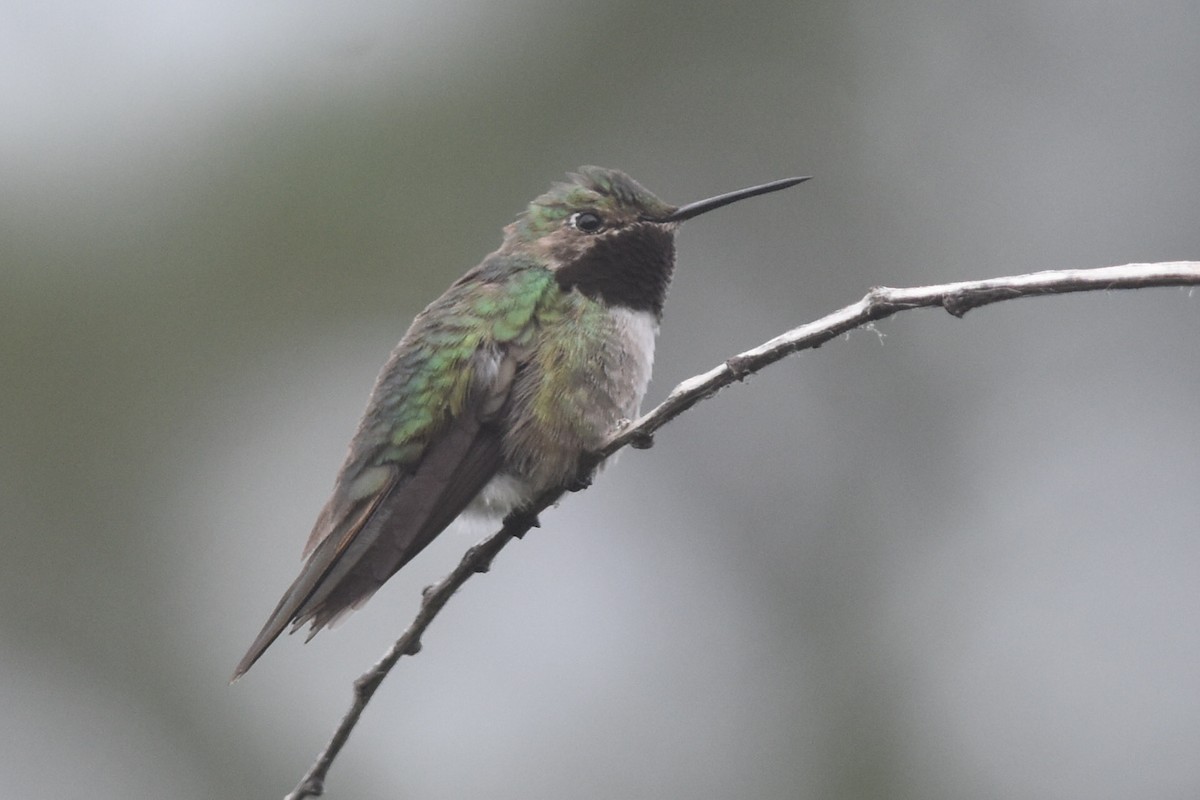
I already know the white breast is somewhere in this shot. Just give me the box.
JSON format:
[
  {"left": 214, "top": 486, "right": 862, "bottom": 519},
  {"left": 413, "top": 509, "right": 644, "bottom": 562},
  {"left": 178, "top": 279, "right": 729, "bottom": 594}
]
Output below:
[{"left": 608, "top": 306, "right": 659, "bottom": 414}]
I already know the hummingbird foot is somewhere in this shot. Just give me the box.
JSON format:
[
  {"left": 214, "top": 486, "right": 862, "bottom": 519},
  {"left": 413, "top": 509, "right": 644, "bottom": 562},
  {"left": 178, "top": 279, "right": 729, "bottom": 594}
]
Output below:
[
  {"left": 566, "top": 450, "right": 607, "bottom": 493},
  {"left": 503, "top": 508, "right": 542, "bottom": 538},
  {"left": 566, "top": 468, "right": 594, "bottom": 493}
]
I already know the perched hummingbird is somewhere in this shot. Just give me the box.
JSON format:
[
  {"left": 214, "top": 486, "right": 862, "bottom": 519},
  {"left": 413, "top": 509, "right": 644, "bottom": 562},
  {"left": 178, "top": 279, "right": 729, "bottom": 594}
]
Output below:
[{"left": 232, "top": 166, "right": 807, "bottom": 679}]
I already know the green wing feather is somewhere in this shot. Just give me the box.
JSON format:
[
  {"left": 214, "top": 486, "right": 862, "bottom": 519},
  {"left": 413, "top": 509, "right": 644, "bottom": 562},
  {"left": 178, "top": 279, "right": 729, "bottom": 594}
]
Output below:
[{"left": 232, "top": 261, "right": 551, "bottom": 680}]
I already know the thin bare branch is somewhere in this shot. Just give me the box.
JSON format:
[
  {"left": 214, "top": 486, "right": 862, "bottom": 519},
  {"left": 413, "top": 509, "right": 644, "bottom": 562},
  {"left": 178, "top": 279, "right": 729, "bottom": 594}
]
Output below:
[{"left": 286, "top": 260, "right": 1200, "bottom": 799}]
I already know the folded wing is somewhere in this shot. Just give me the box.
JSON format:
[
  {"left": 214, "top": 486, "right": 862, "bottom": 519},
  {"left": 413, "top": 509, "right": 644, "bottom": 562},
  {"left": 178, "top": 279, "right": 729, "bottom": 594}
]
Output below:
[{"left": 231, "top": 347, "right": 516, "bottom": 681}]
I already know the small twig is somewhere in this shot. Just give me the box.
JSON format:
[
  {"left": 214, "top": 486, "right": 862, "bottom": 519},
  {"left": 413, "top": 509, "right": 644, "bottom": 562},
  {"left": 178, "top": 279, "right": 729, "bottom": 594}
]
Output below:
[
  {"left": 283, "top": 508, "right": 549, "bottom": 800},
  {"left": 285, "top": 260, "right": 1200, "bottom": 799}
]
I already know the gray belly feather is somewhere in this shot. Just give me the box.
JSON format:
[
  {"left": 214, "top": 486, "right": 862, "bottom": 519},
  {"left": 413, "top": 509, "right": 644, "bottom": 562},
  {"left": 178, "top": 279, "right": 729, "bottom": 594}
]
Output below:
[{"left": 469, "top": 306, "right": 658, "bottom": 517}]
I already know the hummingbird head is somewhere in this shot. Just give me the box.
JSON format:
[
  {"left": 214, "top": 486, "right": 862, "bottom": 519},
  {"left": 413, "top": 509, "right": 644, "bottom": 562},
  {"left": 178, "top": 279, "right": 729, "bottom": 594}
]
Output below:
[{"left": 503, "top": 166, "right": 809, "bottom": 318}]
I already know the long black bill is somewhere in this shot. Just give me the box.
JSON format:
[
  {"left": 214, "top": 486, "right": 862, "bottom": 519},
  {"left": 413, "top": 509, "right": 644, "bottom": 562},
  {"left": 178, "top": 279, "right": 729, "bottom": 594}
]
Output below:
[{"left": 655, "top": 175, "right": 811, "bottom": 223}]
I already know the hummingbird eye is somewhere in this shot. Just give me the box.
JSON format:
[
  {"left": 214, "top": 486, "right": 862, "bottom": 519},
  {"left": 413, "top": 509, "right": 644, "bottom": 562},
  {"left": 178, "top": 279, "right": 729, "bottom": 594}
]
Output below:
[{"left": 568, "top": 211, "right": 605, "bottom": 234}]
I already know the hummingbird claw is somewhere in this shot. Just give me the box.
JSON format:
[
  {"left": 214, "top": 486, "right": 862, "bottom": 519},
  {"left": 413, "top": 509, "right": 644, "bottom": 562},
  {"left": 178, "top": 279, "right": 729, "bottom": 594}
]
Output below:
[
  {"left": 504, "top": 508, "right": 542, "bottom": 537},
  {"left": 566, "top": 470, "right": 594, "bottom": 493},
  {"left": 565, "top": 450, "right": 604, "bottom": 493}
]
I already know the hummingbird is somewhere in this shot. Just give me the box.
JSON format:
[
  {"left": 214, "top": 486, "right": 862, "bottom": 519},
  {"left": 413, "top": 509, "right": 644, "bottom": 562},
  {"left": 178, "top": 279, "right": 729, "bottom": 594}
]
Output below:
[{"left": 232, "top": 166, "right": 808, "bottom": 679}]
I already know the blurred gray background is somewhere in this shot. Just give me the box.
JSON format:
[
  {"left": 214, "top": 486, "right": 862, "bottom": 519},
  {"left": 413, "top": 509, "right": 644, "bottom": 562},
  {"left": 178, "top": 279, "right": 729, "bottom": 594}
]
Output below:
[{"left": 3, "top": 1, "right": 1198, "bottom": 798}]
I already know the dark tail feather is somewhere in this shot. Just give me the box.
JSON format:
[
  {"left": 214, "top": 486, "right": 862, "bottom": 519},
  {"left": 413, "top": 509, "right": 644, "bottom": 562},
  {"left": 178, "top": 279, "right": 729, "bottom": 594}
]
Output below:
[
  {"left": 230, "top": 590, "right": 299, "bottom": 682},
  {"left": 230, "top": 417, "right": 503, "bottom": 681}
]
